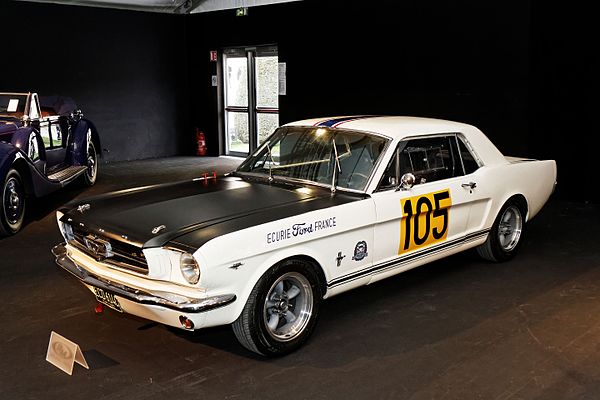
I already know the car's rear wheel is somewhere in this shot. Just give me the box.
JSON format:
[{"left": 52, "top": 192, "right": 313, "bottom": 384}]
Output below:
[
  {"left": 82, "top": 140, "right": 98, "bottom": 186},
  {"left": 232, "top": 259, "right": 322, "bottom": 356},
  {"left": 477, "top": 198, "right": 526, "bottom": 262},
  {"left": 1, "top": 169, "right": 26, "bottom": 236}
]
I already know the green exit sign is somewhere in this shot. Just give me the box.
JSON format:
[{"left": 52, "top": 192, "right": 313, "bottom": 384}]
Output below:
[{"left": 236, "top": 7, "right": 248, "bottom": 16}]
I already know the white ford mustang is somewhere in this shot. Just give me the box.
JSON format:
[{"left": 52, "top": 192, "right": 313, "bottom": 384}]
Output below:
[{"left": 53, "top": 116, "right": 557, "bottom": 356}]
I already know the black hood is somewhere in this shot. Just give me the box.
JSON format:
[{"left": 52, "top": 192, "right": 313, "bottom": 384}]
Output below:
[{"left": 61, "top": 176, "right": 366, "bottom": 250}]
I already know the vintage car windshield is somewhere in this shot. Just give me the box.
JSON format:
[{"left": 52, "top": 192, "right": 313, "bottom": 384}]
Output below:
[
  {"left": 237, "top": 126, "right": 388, "bottom": 191},
  {"left": 0, "top": 94, "right": 28, "bottom": 118}
]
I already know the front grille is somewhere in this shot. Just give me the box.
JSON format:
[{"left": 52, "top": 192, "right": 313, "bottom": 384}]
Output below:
[{"left": 69, "top": 226, "right": 148, "bottom": 274}]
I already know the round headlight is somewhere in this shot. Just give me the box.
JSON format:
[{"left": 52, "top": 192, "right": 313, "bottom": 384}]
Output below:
[{"left": 180, "top": 252, "right": 200, "bottom": 284}]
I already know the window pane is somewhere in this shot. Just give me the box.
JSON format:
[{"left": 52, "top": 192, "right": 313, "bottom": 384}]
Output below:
[
  {"left": 238, "top": 127, "right": 387, "bottom": 191},
  {"left": 257, "top": 113, "right": 279, "bottom": 145},
  {"left": 226, "top": 112, "right": 249, "bottom": 154},
  {"left": 225, "top": 56, "right": 248, "bottom": 107},
  {"left": 400, "top": 137, "right": 461, "bottom": 184},
  {"left": 255, "top": 56, "right": 279, "bottom": 108},
  {"left": 458, "top": 138, "right": 480, "bottom": 174}
]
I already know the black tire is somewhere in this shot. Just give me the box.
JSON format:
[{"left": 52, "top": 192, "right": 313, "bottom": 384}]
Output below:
[
  {"left": 232, "top": 259, "right": 323, "bottom": 357},
  {"left": 477, "top": 198, "right": 526, "bottom": 262},
  {"left": 1, "top": 169, "right": 26, "bottom": 236},
  {"left": 81, "top": 141, "right": 98, "bottom": 187}
]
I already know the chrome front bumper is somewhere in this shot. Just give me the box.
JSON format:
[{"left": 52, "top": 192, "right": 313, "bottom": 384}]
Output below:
[{"left": 52, "top": 243, "right": 236, "bottom": 314}]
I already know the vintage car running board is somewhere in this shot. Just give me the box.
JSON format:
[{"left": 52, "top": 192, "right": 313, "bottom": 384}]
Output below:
[{"left": 47, "top": 166, "right": 87, "bottom": 185}]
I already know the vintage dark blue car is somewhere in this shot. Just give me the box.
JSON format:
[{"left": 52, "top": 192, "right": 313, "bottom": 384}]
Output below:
[{"left": 0, "top": 92, "right": 100, "bottom": 235}]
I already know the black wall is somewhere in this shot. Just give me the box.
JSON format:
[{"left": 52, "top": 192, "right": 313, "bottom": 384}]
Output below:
[
  {"left": 189, "top": 1, "right": 531, "bottom": 157},
  {"left": 188, "top": 0, "right": 597, "bottom": 202},
  {"left": 1, "top": 1, "right": 596, "bottom": 201},
  {"left": 0, "top": 1, "right": 189, "bottom": 162}
]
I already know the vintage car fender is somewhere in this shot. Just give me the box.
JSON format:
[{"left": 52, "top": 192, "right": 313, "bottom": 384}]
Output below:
[
  {"left": 0, "top": 142, "right": 33, "bottom": 194},
  {"left": 69, "top": 118, "right": 101, "bottom": 165},
  {"left": 467, "top": 160, "right": 557, "bottom": 232},
  {"left": 195, "top": 200, "right": 376, "bottom": 328},
  {"left": 0, "top": 142, "right": 20, "bottom": 182}
]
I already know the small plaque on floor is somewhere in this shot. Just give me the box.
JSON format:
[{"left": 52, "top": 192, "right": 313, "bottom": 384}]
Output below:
[{"left": 46, "top": 331, "right": 89, "bottom": 375}]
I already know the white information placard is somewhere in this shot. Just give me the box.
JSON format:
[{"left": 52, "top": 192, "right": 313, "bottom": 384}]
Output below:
[
  {"left": 278, "top": 62, "right": 287, "bottom": 96},
  {"left": 46, "top": 331, "right": 89, "bottom": 375}
]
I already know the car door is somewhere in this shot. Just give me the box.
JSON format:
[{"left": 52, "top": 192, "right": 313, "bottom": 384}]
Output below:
[{"left": 370, "top": 134, "right": 476, "bottom": 282}]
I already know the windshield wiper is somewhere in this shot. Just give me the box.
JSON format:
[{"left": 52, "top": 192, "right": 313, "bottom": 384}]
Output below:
[{"left": 331, "top": 137, "right": 342, "bottom": 194}]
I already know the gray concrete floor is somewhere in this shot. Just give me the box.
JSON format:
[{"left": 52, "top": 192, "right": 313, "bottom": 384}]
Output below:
[{"left": 1, "top": 156, "right": 600, "bottom": 399}]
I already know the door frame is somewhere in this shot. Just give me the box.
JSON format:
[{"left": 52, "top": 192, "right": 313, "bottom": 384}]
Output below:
[{"left": 219, "top": 44, "right": 278, "bottom": 157}]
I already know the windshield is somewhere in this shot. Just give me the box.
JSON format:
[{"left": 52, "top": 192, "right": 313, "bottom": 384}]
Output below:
[
  {"left": 0, "top": 94, "right": 28, "bottom": 119},
  {"left": 237, "top": 126, "right": 388, "bottom": 191}
]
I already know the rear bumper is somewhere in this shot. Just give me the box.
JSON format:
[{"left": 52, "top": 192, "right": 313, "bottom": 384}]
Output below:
[{"left": 52, "top": 243, "right": 236, "bottom": 314}]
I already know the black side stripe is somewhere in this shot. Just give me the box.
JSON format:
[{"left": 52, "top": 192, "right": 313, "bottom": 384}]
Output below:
[{"left": 327, "top": 228, "right": 491, "bottom": 289}]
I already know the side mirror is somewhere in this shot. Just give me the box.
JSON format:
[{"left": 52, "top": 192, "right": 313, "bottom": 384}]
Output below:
[{"left": 399, "top": 173, "right": 415, "bottom": 190}]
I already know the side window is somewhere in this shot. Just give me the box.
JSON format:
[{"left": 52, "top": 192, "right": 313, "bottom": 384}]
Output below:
[
  {"left": 379, "top": 147, "right": 400, "bottom": 191},
  {"left": 400, "top": 136, "right": 461, "bottom": 185},
  {"left": 378, "top": 135, "right": 462, "bottom": 191},
  {"left": 458, "top": 137, "right": 480, "bottom": 174},
  {"left": 50, "top": 123, "right": 63, "bottom": 147},
  {"left": 29, "top": 95, "right": 40, "bottom": 120}
]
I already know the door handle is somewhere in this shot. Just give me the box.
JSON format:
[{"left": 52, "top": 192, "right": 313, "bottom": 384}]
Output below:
[{"left": 461, "top": 182, "right": 477, "bottom": 190}]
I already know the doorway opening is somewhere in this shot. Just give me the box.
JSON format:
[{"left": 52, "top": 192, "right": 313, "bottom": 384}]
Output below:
[{"left": 222, "top": 45, "right": 279, "bottom": 156}]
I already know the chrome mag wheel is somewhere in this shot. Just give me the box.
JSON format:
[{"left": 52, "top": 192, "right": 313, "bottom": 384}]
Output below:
[
  {"left": 263, "top": 272, "right": 313, "bottom": 342},
  {"left": 497, "top": 205, "right": 523, "bottom": 252}
]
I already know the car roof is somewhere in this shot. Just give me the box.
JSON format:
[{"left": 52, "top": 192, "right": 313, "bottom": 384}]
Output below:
[
  {"left": 285, "top": 116, "right": 476, "bottom": 140},
  {"left": 285, "top": 116, "right": 507, "bottom": 166}
]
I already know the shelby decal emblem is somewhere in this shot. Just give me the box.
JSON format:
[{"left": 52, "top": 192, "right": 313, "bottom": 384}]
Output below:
[
  {"left": 267, "top": 217, "right": 337, "bottom": 244},
  {"left": 352, "top": 241, "right": 368, "bottom": 261}
]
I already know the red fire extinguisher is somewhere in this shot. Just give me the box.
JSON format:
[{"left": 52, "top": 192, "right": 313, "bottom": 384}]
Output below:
[{"left": 196, "top": 128, "right": 207, "bottom": 156}]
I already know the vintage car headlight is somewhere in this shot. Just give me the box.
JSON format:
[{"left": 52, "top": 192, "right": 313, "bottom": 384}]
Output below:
[
  {"left": 56, "top": 211, "right": 74, "bottom": 241},
  {"left": 180, "top": 252, "right": 200, "bottom": 284}
]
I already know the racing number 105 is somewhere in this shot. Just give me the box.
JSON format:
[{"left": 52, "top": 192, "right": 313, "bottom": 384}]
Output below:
[{"left": 399, "top": 189, "right": 452, "bottom": 254}]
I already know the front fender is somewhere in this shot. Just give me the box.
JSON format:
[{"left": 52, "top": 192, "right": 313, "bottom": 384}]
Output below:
[
  {"left": 0, "top": 142, "right": 21, "bottom": 182},
  {"left": 9, "top": 126, "right": 35, "bottom": 152},
  {"left": 0, "top": 142, "right": 41, "bottom": 195},
  {"left": 69, "top": 118, "right": 101, "bottom": 165},
  {"left": 196, "top": 243, "right": 331, "bottom": 328}
]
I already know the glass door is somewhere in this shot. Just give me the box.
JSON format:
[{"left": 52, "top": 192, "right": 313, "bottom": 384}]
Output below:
[{"left": 223, "top": 46, "right": 279, "bottom": 156}]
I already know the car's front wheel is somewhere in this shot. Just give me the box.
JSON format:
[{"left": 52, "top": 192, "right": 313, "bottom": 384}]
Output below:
[
  {"left": 1, "top": 168, "right": 26, "bottom": 236},
  {"left": 477, "top": 198, "right": 526, "bottom": 262},
  {"left": 232, "top": 259, "right": 322, "bottom": 356}
]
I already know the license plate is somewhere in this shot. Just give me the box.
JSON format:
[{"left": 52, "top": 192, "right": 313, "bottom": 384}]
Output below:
[{"left": 93, "top": 286, "right": 123, "bottom": 312}]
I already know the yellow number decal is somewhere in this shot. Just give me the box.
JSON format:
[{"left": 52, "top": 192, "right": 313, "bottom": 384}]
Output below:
[{"left": 399, "top": 189, "right": 452, "bottom": 254}]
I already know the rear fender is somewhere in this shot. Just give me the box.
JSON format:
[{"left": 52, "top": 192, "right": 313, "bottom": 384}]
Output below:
[{"left": 69, "top": 118, "right": 101, "bottom": 165}]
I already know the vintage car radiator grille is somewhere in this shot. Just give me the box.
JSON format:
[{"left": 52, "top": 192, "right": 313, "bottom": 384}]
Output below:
[{"left": 69, "top": 226, "right": 149, "bottom": 274}]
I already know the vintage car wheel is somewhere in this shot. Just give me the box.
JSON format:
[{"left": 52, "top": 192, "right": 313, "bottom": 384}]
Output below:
[
  {"left": 1, "top": 169, "right": 26, "bottom": 236},
  {"left": 232, "top": 259, "right": 322, "bottom": 356},
  {"left": 82, "top": 141, "right": 98, "bottom": 186},
  {"left": 477, "top": 199, "right": 526, "bottom": 262}
]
